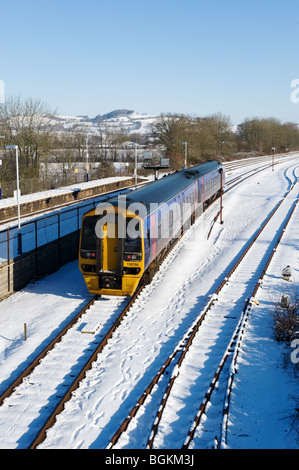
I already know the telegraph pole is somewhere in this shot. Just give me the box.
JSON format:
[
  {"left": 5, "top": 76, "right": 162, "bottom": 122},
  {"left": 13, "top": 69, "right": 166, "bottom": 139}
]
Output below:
[{"left": 220, "top": 167, "right": 224, "bottom": 224}]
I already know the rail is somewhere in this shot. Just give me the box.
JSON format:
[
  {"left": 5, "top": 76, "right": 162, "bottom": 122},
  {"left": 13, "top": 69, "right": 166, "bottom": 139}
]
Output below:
[{"left": 106, "top": 172, "right": 298, "bottom": 449}]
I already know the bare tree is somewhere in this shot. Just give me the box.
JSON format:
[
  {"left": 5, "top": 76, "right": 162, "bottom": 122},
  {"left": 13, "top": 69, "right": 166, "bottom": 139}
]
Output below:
[
  {"left": 236, "top": 117, "right": 299, "bottom": 154},
  {"left": 0, "top": 96, "right": 57, "bottom": 185},
  {"left": 150, "top": 113, "right": 235, "bottom": 168}
]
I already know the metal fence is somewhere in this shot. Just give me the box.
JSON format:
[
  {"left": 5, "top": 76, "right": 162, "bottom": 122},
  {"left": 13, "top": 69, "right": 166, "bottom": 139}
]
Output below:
[
  {"left": 0, "top": 178, "right": 149, "bottom": 269},
  {"left": 0, "top": 184, "right": 135, "bottom": 265},
  {"left": 0, "top": 201, "right": 96, "bottom": 266}
]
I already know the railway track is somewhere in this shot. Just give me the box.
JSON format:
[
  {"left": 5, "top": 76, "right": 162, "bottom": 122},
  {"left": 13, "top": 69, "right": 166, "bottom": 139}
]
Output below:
[
  {"left": 187, "top": 185, "right": 299, "bottom": 450},
  {"left": 106, "top": 171, "right": 298, "bottom": 449},
  {"left": 207, "top": 155, "right": 297, "bottom": 239},
  {"left": 0, "top": 293, "right": 137, "bottom": 448},
  {"left": 0, "top": 209, "right": 186, "bottom": 448},
  {"left": 227, "top": 157, "right": 299, "bottom": 185},
  {"left": 0, "top": 295, "right": 97, "bottom": 407},
  {"left": 155, "top": 173, "right": 299, "bottom": 449},
  {"left": 222, "top": 152, "right": 292, "bottom": 172},
  {"left": 0, "top": 157, "right": 297, "bottom": 448}
]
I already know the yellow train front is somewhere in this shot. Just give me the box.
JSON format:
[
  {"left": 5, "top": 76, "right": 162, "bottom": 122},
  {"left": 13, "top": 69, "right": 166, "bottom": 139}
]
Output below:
[
  {"left": 79, "top": 161, "right": 224, "bottom": 297},
  {"left": 79, "top": 202, "right": 144, "bottom": 296}
]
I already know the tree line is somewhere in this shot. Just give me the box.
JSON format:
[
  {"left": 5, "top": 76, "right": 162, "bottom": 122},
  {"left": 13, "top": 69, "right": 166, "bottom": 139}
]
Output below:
[
  {"left": 150, "top": 113, "right": 299, "bottom": 168},
  {"left": 0, "top": 97, "right": 138, "bottom": 197},
  {"left": 1, "top": 96, "right": 299, "bottom": 197}
]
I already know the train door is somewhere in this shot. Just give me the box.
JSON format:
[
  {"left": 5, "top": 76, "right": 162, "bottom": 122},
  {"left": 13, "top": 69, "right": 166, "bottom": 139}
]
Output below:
[
  {"left": 150, "top": 213, "right": 156, "bottom": 260},
  {"left": 102, "top": 220, "right": 118, "bottom": 272}
]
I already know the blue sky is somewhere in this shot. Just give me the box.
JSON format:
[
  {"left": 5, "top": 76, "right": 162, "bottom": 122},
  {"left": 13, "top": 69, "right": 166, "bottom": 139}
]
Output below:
[{"left": 1, "top": 0, "right": 299, "bottom": 124}]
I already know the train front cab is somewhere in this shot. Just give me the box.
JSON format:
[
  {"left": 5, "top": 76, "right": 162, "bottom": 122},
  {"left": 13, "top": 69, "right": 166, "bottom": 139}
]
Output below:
[{"left": 79, "top": 208, "right": 144, "bottom": 296}]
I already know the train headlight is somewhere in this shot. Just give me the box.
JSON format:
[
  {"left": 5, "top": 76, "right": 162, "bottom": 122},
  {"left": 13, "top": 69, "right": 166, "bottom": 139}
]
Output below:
[
  {"left": 80, "top": 249, "right": 96, "bottom": 259},
  {"left": 124, "top": 253, "right": 142, "bottom": 261}
]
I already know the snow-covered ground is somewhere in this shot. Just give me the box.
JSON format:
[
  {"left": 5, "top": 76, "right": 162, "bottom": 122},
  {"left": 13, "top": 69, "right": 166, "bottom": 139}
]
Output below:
[
  {"left": 226, "top": 197, "right": 299, "bottom": 449},
  {"left": 0, "top": 155, "right": 298, "bottom": 449}
]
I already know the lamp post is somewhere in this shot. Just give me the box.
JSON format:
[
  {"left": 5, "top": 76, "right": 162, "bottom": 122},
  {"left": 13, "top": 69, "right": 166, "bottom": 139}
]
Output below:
[
  {"left": 5, "top": 144, "right": 22, "bottom": 253},
  {"left": 86, "top": 134, "right": 89, "bottom": 182},
  {"left": 135, "top": 143, "right": 138, "bottom": 189},
  {"left": 219, "top": 167, "right": 224, "bottom": 224},
  {"left": 182, "top": 142, "right": 187, "bottom": 168},
  {"left": 0, "top": 136, "right": 4, "bottom": 200},
  {"left": 0, "top": 157, "right": 2, "bottom": 200}
]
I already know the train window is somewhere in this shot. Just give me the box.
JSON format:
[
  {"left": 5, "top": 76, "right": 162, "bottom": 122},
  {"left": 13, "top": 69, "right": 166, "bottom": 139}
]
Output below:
[
  {"left": 158, "top": 211, "right": 162, "bottom": 238},
  {"left": 81, "top": 216, "right": 98, "bottom": 250},
  {"left": 164, "top": 213, "right": 168, "bottom": 233},
  {"left": 125, "top": 218, "right": 141, "bottom": 252},
  {"left": 145, "top": 229, "right": 151, "bottom": 249},
  {"left": 169, "top": 210, "right": 174, "bottom": 237},
  {"left": 169, "top": 210, "right": 173, "bottom": 230}
]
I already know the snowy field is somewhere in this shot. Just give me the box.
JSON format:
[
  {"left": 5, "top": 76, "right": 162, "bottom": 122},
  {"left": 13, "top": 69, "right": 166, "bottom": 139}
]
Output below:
[{"left": 0, "top": 154, "right": 298, "bottom": 449}]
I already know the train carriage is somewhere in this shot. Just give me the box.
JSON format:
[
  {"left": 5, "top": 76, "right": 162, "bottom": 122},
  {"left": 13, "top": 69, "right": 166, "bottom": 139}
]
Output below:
[{"left": 79, "top": 161, "right": 224, "bottom": 296}]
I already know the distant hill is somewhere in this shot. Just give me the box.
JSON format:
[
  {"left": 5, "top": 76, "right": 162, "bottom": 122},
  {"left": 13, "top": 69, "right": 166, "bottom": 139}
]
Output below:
[
  {"left": 54, "top": 110, "right": 158, "bottom": 136},
  {"left": 92, "top": 109, "right": 135, "bottom": 122}
]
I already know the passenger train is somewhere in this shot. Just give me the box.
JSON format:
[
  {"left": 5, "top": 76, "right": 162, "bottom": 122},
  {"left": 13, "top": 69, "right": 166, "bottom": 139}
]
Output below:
[{"left": 79, "top": 160, "right": 224, "bottom": 296}]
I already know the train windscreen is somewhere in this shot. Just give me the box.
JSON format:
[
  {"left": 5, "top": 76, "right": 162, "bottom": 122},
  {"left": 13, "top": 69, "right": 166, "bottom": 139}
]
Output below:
[
  {"left": 81, "top": 216, "right": 98, "bottom": 250},
  {"left": 125, "top": 218, "right": 141, "bottom": 252}
]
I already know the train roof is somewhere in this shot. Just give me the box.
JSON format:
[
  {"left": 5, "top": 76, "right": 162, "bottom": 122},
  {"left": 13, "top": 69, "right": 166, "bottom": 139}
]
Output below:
[{"left": 121, "top": 160, "right": 222, "bottom": 210}]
